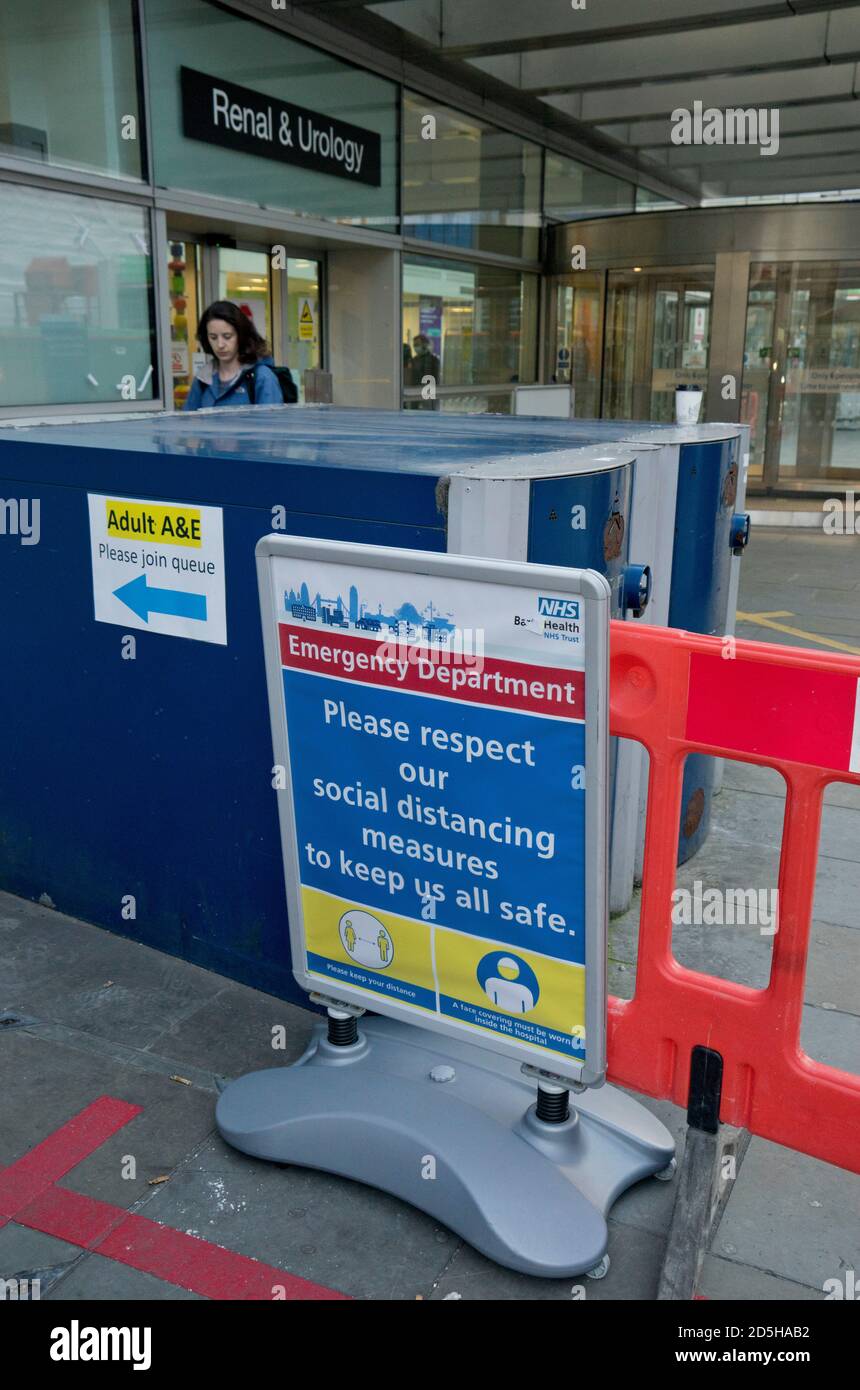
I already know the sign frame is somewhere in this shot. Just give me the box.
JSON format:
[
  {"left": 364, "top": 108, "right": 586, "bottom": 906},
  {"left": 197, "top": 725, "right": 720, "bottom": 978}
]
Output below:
[{"left": 256, "top": 534, "right": 610, "bottom": 1088}]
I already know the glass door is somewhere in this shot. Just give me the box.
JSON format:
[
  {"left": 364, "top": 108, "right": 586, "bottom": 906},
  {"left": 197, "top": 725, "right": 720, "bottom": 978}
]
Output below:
[
  {"left": 742, "top": 261, "right": 860, "bottom": 490},
  {"left": 550, "top": 272, "right": 604, "bottom": 418},
  {"left": 218, "top": 246, "right": 322, "bottom": 402},
  {"left": 603, "top": 268, "right": 713, "bottom": 422},
  {"left": 603, "top": 272, "right": 647, "bottom": 419},
  {"left": 649, "top": 278, "right": 712, "bottom": 423},
  {"left": 167, "top": 237, "right": 324, "bottom": 407},
  {"left": 217, "top": 247, "right": 273, "bottom": 351},
  {"left": 285, "top": 257, "right": 322, "bottom": 400}
]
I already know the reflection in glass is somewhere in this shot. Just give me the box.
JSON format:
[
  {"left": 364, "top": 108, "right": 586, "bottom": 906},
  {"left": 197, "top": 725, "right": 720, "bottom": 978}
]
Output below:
[
  {"left": 218, "top": 249, "right": 272, "bottom": 348},
  {"left": 544, "top": 153, "right": 635, "bottom": 222},
  {"left": 403, "top": 256, "right": 537, "bottom": 407},
  {"left": 402, "top": 93, "right": 541, "bottom": 260},
  {"left": 0, "top": 183, "right": 156, "bottom": 409},
  {"left": 0, "top": 0, "right": 143, "bottom": 180},
  {"left": 146, "top": 0, "right": 398, "bottom": 233}
]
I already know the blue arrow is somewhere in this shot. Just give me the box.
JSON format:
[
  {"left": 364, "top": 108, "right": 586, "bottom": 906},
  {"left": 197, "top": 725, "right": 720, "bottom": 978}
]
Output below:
[{"left": 113, "top": 573, "right": 207, "bottom": 624}]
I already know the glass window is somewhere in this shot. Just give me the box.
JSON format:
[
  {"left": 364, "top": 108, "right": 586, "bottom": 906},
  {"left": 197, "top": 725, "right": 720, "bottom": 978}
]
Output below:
[
  {"left": 402, "top": 93, "right": 542, "bottom": 260},
  {"left": 0, "top": 0, "right": 143, "bottom": 180},
  {"left": 0, "top": 183, "right": 156, "bottom": 409},
  {"left": 635, "top": 188, "right": 686, "bottom": 214},
  {"left": 403, "top": 256, "right": 537, "bottom": 407},
  {"left": 544, "top": 154, "right": 634, "bottom": 223},
  {"left": 145, "top": 0, "right": 398, "bottom": 233}
]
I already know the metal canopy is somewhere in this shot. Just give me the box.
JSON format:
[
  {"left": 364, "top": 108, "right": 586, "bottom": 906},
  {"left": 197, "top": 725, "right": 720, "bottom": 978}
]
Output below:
[{"left": 298, "top": 0, "right": 860, "bottom": 202}]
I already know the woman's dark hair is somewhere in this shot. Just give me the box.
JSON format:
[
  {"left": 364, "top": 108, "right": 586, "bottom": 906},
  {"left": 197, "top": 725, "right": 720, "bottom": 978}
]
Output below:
[{"left": 196, "top": 300, "right": 269, "bottom": 363}]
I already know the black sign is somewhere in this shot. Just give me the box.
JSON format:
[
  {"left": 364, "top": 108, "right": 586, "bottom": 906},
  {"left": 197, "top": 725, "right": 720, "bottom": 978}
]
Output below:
[{"left": 180, "top": 67, "right": 382, "bottom": 188}]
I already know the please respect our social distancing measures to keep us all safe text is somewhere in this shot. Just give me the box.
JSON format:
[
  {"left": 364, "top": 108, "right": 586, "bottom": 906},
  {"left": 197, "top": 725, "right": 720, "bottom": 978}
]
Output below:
[{"left": 264, "top": 549, "right": 594, "bottom": 1069}]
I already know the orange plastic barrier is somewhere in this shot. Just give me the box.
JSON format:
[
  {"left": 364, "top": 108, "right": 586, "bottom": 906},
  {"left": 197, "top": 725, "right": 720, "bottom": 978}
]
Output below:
[{"left": 608, "top": 621, "right": 860, "bottom": 1174}]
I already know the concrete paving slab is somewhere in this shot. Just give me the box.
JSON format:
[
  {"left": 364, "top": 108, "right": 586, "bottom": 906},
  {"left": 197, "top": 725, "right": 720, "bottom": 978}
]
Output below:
[
  {"left": 699, "top": 1253, "right": 824, "bottom": 1301},
  {"left": 145, "top": 986, "right": 316, "bottom": 1076},
  {"left": 811, "top": 856, "right": 860, "bottom": 930},
  {"left": 0, "top": 1028, "right": 215, "bottom": 1204},
  {"left": 138, "top": 1132, "right": 459, "bottom": 1300},
  {"left": 741, "top": 532, "right": 860, "bottom": 593},
  {"left": 799, "top": 1002, "right": 860, "bottom": 1074},
  {"left": 817, "top": 802, "right": 860, "bottom": 866},
  {"left": 45, "top": 1254, "right": 204, "bottom": 1301},
  {"left": 712, "top": 1137, "right": 860, "bottom": 1293},
  {"left": 805, "top": 922, "right": 860, "bottom": 1015},
  {"left": 689, "top": 784, "right": 784, "bottom": 855},
  {"left": 0, "top": 1225, "right": 82, "bottom": 1297},
  {"left": 0, "top": 892, "right": 226, "bottom": 1050},
  {"left": 0, "top": 1030, "right": 140, "bottom": 1168},
  {"left": 57, "top": 1083, "right": 217, "bottom": 1209},
  {"left": 718, "top": 763, "right": 860, "bottom": 816},
  {"left": 719, "top": 761, "right": 788, "bottom": 799},
  {"left": 671, "top": 922, "right": 773, "bottom": 991},
  {"left": 428, "top": 1219, "right": 666, "bottom": 1300}
]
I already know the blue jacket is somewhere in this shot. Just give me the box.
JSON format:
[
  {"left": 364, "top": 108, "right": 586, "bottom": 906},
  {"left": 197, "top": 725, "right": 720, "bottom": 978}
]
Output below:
[{"left": 183, "top": 356, "right": 283, "bottom": 410}]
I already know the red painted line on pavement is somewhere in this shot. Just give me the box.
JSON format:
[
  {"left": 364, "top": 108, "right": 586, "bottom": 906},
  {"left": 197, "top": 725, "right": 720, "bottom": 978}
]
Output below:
[
  {"left": 97, "top": 1213, "right": 346, "bottom": 1301},
  {"left": 0, "top": 1096, "right": 141, "bottom": 1223},
  {"left": 16, "top": 1184, "right": 127, "bottom": 1249},
  {"left": 2, "top": 1097, "right": 348, "bottom": 1300}
]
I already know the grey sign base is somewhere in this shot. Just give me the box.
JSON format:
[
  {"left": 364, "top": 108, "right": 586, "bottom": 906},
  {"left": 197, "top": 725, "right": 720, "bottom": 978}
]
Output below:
[{"left": 216, "top": 1015, "right": 675, "bottom": 1280}]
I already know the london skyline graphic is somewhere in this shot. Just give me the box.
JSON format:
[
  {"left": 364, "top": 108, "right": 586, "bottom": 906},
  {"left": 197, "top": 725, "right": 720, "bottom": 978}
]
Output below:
[{"left": 284, "top": 580, "right": 456, "bottom": 639}]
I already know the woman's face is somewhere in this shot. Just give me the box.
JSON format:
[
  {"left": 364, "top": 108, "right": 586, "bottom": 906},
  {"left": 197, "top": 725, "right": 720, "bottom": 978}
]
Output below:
[{"left": 206, "top": 318, "right": 239, "bottom": 364}]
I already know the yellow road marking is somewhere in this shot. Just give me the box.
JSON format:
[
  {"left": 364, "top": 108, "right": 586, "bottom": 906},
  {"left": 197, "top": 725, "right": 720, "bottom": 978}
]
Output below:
[{"left": 736, "top": 610, "right": 860, "bottom": 656}]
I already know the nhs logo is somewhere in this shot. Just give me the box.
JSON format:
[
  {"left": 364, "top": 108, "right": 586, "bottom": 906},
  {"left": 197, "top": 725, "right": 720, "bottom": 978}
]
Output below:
[{"left": 538, "top": 596, "right": 580, "bottom": 620}]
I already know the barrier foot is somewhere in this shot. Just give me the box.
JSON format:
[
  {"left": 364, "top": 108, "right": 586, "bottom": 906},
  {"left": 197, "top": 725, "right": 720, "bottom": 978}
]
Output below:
[
  {"left": 657, "top": 1046, "right": 751, "bottom": 1300},
  {"left": 216, "top": 1015, "right": 675, "bottom": 1280}
]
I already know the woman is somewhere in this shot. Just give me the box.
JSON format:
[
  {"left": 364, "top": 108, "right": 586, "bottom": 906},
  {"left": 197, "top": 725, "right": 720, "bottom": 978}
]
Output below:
[{"left": 183, "top": 301, "right": 283, "bottom": 410}]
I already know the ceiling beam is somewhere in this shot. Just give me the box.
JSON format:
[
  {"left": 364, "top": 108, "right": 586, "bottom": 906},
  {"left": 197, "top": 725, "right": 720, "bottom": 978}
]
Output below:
[
  {"left": 545, "top": 62, "right": 859, "bottom": 124},
  {"left": 473, "top": 12, "right": 860, "bottom": 97},
  {"left": 419, "top": 0, "right": 860, "bottom": 59}
]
